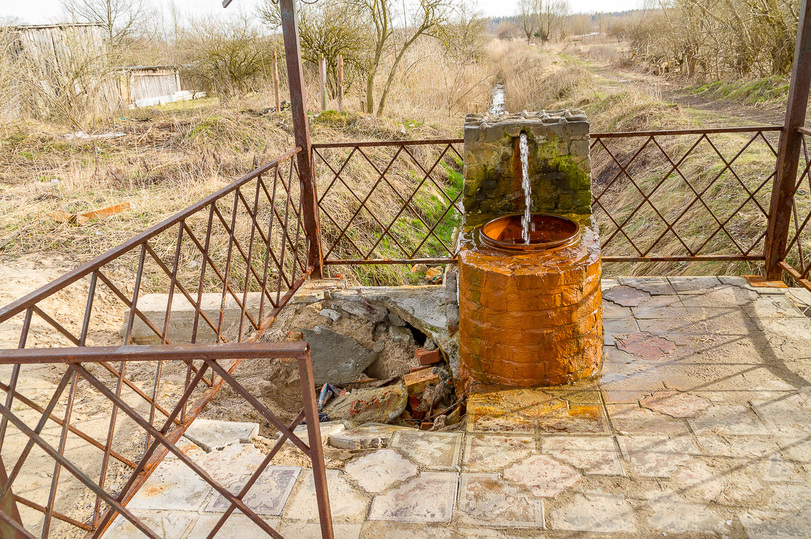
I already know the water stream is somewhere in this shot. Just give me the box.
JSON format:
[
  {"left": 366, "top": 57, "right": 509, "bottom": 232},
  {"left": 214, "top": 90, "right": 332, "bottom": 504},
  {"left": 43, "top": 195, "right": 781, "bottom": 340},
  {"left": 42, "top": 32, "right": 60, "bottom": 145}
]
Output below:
[
  {"left": 520, "top": 131, "right": 532, "bottom": 244},
  {"left": 489, "top": 84, "right": 505, "bottom": 115}
]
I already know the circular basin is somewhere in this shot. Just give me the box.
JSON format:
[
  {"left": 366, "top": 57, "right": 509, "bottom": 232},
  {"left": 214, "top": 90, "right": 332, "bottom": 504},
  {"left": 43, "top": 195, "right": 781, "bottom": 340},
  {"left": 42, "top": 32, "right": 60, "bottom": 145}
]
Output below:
[{"left": 480, "top": 213, "right": 580, "bottom": 251}]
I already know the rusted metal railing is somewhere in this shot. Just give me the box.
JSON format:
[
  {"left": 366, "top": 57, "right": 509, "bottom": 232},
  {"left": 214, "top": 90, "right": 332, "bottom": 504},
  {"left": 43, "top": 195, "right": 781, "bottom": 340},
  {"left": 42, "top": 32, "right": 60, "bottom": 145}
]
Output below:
[
  {"left": 0, "top": 149, "right": 333, "bottom": 537},
  {"left": 0, "top": 343, "right": 332, "bottom": 539},
  {"left": 590, "top": 126, "right": 782, "bottom": 263},
  {"left": 313, "top": 139, "right": 464, "bottom": 265},
  {"left": 778, "top": 126, "right": 811, "bottom": 291},
  {"left": 312, "top": 128, "right": 783, "bottom": 267}
]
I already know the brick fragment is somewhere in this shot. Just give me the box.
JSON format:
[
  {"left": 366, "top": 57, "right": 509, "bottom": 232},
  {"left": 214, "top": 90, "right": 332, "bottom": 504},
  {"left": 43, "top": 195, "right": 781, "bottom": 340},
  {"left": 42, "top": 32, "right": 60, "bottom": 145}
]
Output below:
[
  {"left": 404, "top": 369, "right": 440, "bottom": 395},
  {"left": 416, "top": 348, "right": 441, "bottom": 365}
]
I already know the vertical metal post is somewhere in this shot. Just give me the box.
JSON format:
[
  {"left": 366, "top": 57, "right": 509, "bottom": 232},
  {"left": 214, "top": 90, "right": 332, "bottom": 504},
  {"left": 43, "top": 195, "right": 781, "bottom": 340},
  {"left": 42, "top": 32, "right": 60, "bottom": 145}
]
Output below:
[
  {"left": 279, "top": 0, "right": 324, "bottom": 278},
  {"left": 765, "top": 0, "right": 811, "bottom": 280},
  {"left": 337, "top": 55, "right": 344, "bottom": 113},
  {"left": 319, "top": 58, "right": 328, "bottom": 112},
  {"left": 296, "top": 349, "right": 334, "bottom": 539},
  {"left": 0, "top": 459, "right": 25, "bottom": 539},
  {"left": 273, "top": 48, "right": 281, "bottom": 114}
]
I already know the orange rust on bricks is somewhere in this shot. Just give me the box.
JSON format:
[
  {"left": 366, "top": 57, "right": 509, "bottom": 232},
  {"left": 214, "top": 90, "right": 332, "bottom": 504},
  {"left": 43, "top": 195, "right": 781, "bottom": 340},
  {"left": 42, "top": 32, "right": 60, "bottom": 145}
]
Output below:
[{"left": 458, "top": 224, "right": 603, "bottom": 389}]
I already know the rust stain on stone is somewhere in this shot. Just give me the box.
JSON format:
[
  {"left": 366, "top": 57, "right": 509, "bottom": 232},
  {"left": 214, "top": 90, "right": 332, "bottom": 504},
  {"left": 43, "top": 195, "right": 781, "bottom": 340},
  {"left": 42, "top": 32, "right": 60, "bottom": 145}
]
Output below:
[{"left": 616, "top": 332, "right": 676, "bottom": 361}]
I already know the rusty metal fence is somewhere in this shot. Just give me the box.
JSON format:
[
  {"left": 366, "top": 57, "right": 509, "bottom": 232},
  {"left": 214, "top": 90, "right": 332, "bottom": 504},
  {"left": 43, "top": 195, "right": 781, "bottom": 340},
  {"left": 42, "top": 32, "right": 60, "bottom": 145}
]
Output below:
[
  {"left": 589, "top": 126, "right": 782, "bottom": 265},
  {"left": 313, "top": 139, "right": 464, "bottom": 266},
  {"left": 779, "top": 126, "right": 811, "bottom": 288},
  {"left": 0, "top": 149, "right": 334, "bottom": 538},
  {"left": 311, "top": 127, "right": 783, "bottom": 270}
]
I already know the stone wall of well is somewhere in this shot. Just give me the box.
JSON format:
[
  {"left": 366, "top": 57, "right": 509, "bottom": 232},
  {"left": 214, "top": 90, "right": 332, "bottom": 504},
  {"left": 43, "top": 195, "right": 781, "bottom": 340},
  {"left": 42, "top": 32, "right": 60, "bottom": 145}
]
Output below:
[{"left": 462, "top": 110, "right": 591, "bottom": 228}]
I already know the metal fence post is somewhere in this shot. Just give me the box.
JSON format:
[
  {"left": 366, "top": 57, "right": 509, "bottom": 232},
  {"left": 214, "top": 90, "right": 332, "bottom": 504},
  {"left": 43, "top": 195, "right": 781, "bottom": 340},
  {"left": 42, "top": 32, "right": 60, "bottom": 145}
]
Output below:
[
  {"left": 0, "top": 459, "right": 26, "bottom": 539},
  {"left": 280, "top": 0, "right": 325, "bottom": 279},
  {"left": 765, "top": 0, "right": 811, "bottom": 280},
  {"left": 296, "top": 348, "right": 334, "bottom": 539}
]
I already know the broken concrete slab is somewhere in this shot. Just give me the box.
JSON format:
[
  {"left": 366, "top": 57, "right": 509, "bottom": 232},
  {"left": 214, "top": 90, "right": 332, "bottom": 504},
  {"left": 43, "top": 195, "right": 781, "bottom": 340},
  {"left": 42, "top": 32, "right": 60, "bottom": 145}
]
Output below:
[
  {"left": 328, "top": 423, "right": 414, "bottom": 449},
  {"left": 278, "top": 421, "right": 346, "bottom": 446},
  {"left": 330, "top": 286, "right": 458, "bottom": 377},
  {"left": 301, "top": 326, "right": 383, "bottom": 385},
  {"left": 323, "top": 383, "right": 407, "bottom": 424},
  {"left": 122, "top": 292, "right": 263, "bottom": 344},
  {"left": 184, "top": 419, "right": 259, "bottom": 452},
  {"left": 344, "top": 449, "right": 418, "bottom": 494}
]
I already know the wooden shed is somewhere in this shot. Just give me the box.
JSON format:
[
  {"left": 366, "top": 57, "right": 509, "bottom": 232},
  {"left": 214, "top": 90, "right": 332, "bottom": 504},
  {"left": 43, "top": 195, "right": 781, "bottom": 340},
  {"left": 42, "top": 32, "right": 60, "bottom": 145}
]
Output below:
[{"left": 2, "top": 23, "right": 121, "bottom": 120}]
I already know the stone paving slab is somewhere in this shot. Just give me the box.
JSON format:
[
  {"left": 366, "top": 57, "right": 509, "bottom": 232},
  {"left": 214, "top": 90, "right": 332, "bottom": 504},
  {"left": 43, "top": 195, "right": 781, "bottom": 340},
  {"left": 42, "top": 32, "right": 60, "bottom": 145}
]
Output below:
[
  {"left": 617, "top": 435, "right": 700, "bottom": 477},
  {"left": 359, "top": 522, "right": 455, "bottom": 538},
  {"left": 183, "top": 419, "right": 259, "bottom": 452},
  {"left": 185, "top": 514, "right": 281, "bottom": 538},
  {"left": 104, "top": 511, "right": 197, "bottom": 538},
  {"left": 206, "top": 465, "right": 301, "bottom": 516},
  {"left": 606, "top": 404, "right": 690, "bottom": 435},
  {"left": 503, "top": 455, "right": 581, "bottom": 498},
  {"left": 457, "top": 473, "right": 544, "bottom": 528},
  {"left": 126, "top": 458, "right": 214, "bottom": 512},
  {"left": 344, "top": 449, "right": 418, "bottom": 493},
  {"left": 278, "top": 521, "right": 362, "bottom": 538},
  {"left": 688, "top": 404, "right": 771, "bottom": 436},
  {"left": 462, "top": 435, "right": 534, "bottom": 472},
  {"left": 284, "top": 469, "right": 369, "bottom": 522},
  {"left": 390, "top": 431, "right": 462, "bottom": 470},
  {"left": 109, "top": 277, "right": 811, "bottom": 538},
  {"left": 668, "top": 275, "right": 721, "bottom": 294},
  {"left": 368, "top": 472, "right": 458, "bottom": 523},
  {"left": 541, "top": 436, "right": 624, "bottom": 476},
  {"left": 550, "top": 492, "right": 637, "bottom": 533},
  {"left": 618, "top": 276, "right": 677, "bottom": 295},
  {"left": 644, "top": 493, "right": 731, "bottom": 534}
]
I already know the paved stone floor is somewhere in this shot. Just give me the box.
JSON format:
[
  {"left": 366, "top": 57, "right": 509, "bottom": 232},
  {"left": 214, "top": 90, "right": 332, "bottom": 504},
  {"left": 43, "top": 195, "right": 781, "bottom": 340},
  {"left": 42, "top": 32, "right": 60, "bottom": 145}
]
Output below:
[{"left": 107, "top": 276, "right": 811, "bottom": 538}]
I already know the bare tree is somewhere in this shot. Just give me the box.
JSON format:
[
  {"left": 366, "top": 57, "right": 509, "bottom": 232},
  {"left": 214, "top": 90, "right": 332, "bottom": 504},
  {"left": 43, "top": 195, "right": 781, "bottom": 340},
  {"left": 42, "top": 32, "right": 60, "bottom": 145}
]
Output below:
[
  {"left": 258, "top": 0, "right": 367, "bottom": 97},
  {"left": 61, "top": 0, "right": 146, "bottom": 53},
  {"left": 535, "top": 0, "right": 568, "bottom": 41},
  {"left": 179, "top": 15, "right": 274, "bottom": 101},
  {"left": 353, "top": 0, "right": 453, "bottom": 116},
  {"left": 518, "top": 0, "right": 536, "bottom": 43}
]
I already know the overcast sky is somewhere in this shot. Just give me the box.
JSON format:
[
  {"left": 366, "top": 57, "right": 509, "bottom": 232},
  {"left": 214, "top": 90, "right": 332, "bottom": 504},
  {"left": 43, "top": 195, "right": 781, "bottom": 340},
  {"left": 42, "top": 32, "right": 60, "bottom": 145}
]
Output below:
[{"left": 3, "top": 0, "right": 643, "bottom": 26}]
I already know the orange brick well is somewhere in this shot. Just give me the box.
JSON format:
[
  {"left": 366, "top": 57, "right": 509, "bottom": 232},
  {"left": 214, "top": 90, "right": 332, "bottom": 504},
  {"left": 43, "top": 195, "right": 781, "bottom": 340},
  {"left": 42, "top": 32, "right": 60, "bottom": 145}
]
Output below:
[{"left": 458, "top": 223, "right": 603, "bottom": 389}]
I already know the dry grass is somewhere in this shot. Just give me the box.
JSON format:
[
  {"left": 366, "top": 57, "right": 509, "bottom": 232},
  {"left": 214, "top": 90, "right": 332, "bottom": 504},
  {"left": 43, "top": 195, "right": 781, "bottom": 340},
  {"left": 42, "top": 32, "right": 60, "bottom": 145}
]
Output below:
[{"left": 0, "top": 37, "right": 796, "bottom": 285}]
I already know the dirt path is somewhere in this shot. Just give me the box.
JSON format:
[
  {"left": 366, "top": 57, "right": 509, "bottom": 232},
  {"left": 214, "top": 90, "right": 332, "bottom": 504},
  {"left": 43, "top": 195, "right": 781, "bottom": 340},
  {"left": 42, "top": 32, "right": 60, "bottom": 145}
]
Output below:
[{"left": 588, "top": 62, "right": 786, "bottom": 127}]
